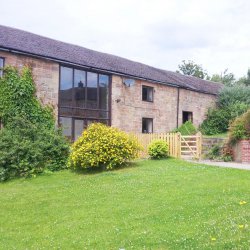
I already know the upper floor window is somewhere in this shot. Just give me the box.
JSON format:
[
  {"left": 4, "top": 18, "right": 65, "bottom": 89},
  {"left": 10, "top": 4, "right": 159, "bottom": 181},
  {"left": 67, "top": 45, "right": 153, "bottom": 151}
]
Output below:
[
  {"left": 142, "top": 85, "right": 153, "bottom": 102},
  {"left": 0, "top": 58, "right": 4, "bottom": 77}
]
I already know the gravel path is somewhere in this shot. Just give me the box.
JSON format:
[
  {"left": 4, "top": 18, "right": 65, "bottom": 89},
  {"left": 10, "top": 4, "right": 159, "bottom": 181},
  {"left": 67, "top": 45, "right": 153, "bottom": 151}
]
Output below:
[{"left": 192, "top": 160, "right": 250, "bottom": 170}]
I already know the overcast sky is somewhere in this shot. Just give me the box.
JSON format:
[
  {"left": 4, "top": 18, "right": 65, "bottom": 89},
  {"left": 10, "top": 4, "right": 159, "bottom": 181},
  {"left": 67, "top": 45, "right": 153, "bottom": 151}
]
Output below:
[{"left": 0, "top": 0, "right": 250, "bottom": 78}]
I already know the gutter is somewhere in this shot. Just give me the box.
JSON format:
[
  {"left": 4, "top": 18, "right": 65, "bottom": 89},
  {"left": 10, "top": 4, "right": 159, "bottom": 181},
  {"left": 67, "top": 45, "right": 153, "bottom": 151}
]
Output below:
[{"left": 0, "top": 46, "right": 219, "bottom": 96}]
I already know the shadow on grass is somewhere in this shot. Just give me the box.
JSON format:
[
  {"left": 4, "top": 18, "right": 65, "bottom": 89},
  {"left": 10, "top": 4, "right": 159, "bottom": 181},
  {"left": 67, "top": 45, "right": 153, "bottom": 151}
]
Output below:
[{"left": 71, "top": 160, "right": 141, "bottom": 175}]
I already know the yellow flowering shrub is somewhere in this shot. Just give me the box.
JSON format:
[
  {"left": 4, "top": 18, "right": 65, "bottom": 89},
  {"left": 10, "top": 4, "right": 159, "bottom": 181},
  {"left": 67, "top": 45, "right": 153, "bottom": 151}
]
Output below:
[{"left": 69, "top": 123, "right": 141, "bottom": 170}]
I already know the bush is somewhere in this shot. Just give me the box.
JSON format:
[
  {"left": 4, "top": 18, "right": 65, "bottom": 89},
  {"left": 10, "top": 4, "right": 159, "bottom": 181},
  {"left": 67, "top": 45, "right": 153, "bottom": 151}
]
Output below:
[
  {"left": 205, "top": 142, "right": 233, "bottom": 162},
  {"left": 173, "top": 121, "right": 197, "bottom": 135},
  {"left": 0, "top": 117, "right": 70, "bottom": 181},
  {"left": 0, "top": 66, "right": 70, "bottom": 181},
  {"left": 200, "top": 85, "right": 250, "bottom": 135},
  {"left": 228, "top": 109, "right": 250, "bottom": 144},
  {"left": 69, "top": 123, "right": 141, "bottom": 170},
  {"left": 148, "top": 140, "right": 169, "bottom": 159},
  {"left": 218, "top": 85, "right": 250, "bottom": 108},
  {"left": 200, "top": 102, "right": 249, "bottom": 135}
]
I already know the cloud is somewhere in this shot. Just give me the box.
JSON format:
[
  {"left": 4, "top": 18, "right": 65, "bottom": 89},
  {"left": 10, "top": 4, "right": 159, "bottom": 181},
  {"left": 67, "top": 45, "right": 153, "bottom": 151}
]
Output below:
[{"left": 0, "top": 0, "right": 250, "bottom": 78}]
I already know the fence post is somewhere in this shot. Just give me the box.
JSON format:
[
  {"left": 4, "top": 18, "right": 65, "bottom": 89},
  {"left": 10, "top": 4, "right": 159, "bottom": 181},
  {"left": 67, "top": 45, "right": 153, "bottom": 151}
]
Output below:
[
  {"left": 176, "top": 132, "right": 181, "bottom": 158},
  {"left": 196, "top": 131, "right": 202, "bottom": 159}
]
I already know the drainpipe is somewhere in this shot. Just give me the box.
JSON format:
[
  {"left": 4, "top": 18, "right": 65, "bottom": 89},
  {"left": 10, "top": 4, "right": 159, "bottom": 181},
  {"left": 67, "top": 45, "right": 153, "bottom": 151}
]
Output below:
[{"left": 176, "top": 88, "right": 180, "bottom": 128}]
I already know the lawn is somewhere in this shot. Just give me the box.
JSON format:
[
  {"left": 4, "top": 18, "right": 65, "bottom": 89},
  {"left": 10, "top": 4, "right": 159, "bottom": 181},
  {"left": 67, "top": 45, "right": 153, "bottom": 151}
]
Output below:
[{"left": 0, "top": 159, "right": 249, "bottom": 249}]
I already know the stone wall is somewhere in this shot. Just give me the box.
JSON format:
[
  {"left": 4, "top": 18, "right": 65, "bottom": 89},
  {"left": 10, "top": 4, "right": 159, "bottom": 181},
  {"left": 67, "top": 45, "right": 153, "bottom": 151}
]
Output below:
[
  {"left": 178, "top": 89, "right": 217, "bottom": 128},
  {"left": 111, "top": 75, "right": 217, "bottom": 133},
  {"left": 0, "top": 51, "right": 218, "bottom": 132},
  {"left": 0, "top": 51, "right": 59, "bottom": 118},
  {"left": 202, "top": 137, "right": 227, "bottom": 156}
]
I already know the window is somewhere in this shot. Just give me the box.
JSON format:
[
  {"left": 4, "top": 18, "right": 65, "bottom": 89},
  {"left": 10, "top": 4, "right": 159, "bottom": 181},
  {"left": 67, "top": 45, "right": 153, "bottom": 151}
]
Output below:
[
  {"left": 142, "top": 118, "right": 153, "bottom": 133},
  {"left": 142, "top": 85, "right": 153, "bottom": 102},
  {"left": 182, "top": 111, "right": 193, "bottom": 123},
  {"left": 0, "top": 58, "right": 4, "bottom": 77},
  {"left": 59, "top": 66, "right": 110, "bottom": 140}
]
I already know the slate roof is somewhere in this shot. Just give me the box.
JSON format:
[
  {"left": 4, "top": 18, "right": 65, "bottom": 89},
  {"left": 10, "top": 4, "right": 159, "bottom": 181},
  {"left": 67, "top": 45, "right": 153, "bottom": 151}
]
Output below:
[{"left": 0, "top": 25, "right": 222, "bottom": 95}]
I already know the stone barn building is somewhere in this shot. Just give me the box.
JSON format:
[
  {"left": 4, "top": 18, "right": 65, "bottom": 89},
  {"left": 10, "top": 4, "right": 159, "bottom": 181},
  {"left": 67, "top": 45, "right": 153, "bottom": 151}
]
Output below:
[{"left": 0, "top": 25, "right": 222, "bottom": 140}]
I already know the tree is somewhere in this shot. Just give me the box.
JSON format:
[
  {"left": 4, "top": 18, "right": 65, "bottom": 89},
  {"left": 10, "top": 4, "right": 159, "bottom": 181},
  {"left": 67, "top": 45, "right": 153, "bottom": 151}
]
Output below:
[
  {"left": 177, "top": 60, "right": 209, "bottom": 79},
  {"left": 210, "top": 69, "right": 235, "bottom": 86},
  {"left": 237, "top": 69, "right": 250, "bottom": 86}
]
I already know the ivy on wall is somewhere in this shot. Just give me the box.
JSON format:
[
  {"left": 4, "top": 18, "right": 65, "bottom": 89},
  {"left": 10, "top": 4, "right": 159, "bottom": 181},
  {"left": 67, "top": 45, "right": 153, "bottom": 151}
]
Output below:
[{"left": 0, "top": 66, "right": 54, "bottom": 128}]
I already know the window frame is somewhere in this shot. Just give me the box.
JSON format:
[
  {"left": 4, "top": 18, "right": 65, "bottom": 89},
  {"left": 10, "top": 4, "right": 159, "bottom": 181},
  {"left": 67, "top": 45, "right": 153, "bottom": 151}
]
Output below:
[
  {"left": 0, "top": 57, "right": 5, "bottom": 78},
  {"left": 58, "top": 65, "right": 111, "bottom": 140},
  {"left": 142, "top": 85, "right": 154, "bottom": 102},
  {"left": 142, "top": 117, "right": 153, "bottom": 133}
]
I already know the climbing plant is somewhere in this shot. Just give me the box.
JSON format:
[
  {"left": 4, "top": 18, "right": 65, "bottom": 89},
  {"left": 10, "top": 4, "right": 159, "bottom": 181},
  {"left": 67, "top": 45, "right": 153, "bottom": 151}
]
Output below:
[
  {"left": 0, "top": 66, "right": 54, "bottom": 128},
  {"left": 0, "top": 66, "right": 69, "bottom": 181}
]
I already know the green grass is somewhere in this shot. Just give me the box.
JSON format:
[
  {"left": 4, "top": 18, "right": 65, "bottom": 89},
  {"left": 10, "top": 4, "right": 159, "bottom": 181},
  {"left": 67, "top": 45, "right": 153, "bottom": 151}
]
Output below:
[
  {"left": 0, "top": 159, "right": 249, "bottom": 249},
  {"left": 203, "top": 132, "right": 228, "bottom": 138}
]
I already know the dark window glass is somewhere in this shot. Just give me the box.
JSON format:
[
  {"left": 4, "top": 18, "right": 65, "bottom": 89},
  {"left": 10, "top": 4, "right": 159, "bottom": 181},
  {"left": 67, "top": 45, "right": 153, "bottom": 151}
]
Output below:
[
  {"left": 142, "top": 118, "right": 153, "bottom": 133},
  {"left": 74, "top": 70, "right": 86, "bottom": 108},
  {"left": 183, "top": 111, "right": 193, "bottom": 124},
  {"left": 99, "top": 74, "right": 109, "bottom": 110},
  {"left": 142, "top": 86, "right": 153, "bottom": 102},
  {"left": 87, "top": 72, "right": 98, "bottom": 108},
  {"left": 0, "top": 58, "right": 4, "bottom": 77},
  {"left": 58, "top": 66, "right": 110, "bottom": 140},
  {"left": 60, "top": 67, "right": 73, "bottom": 107},
  {"left": 74, "top": 119, "right": 84, "bottom": 140},
  {"left": 59, "top": 117, "right": 72, "bottom": 139}
]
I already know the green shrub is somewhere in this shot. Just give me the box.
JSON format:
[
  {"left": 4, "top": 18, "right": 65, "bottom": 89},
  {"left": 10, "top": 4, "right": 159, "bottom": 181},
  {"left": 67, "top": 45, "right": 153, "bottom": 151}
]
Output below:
[
  {"left": 69, "top": 123, "right": 141, "bottom": 170},
  {"left": 148, "top": 140, "right": 169, "bottom": 159},
  {"left": 228, "top": 109, "right": 250, "bottom": 144},
  {"left": 0, "top": 117, "right": 70, "bottom": 181},
  {"left": 206, "top": 144, "right": 222, "bottom": 160},
  {"left": 200, "top": 85, "right": 250, "bottom": 135},
  {"left": 200, "top": 103, "right": 249, "bottom": 135},
  {"left": 0, "top": 66, "right": 70, "bottom": 181},
  {"left": 218, "top": 85, "right": 250, "bottom": 108},
  {"left": 173, "top": 121, "right": 197, "bottom": 135}
]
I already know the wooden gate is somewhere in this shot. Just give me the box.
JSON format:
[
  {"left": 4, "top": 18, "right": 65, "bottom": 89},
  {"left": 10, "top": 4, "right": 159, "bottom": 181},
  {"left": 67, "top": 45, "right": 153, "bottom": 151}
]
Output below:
[
  {"left": 133, "top": 132, "right": 202, "bottom": 159},
  {"left": 180, "top": 132, "right": 202, "bottom": 159}
]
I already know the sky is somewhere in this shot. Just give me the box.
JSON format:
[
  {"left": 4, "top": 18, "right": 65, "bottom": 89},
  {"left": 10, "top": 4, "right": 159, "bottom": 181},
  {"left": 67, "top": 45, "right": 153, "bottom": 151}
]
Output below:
[{"left": 0, "top": 0, "right": 250, "bottom": 78}]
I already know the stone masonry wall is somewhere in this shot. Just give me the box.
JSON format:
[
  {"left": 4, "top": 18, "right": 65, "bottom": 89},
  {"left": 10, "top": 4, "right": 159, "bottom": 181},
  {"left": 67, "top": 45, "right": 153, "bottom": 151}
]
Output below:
[
  {"left": 0, "top": 51, "right": 218, "bottom": 132},
  {"left": 0, "top": 51, "right": 59, "bottom": 118},
  {"left": 178, "top": 89, "right": 217, "bottom": 128},
  {"left": 111, "top": 75, "right": 217, "bottom": 133}
]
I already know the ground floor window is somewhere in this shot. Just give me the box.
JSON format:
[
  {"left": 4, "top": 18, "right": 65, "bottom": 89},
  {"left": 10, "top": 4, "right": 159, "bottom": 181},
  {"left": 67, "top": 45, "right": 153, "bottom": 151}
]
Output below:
[
  {"left": 142, "top": 118, "right": 153, "bottom": 133},
  {"left": 182, "top": 111, "right": 193, "bottom": 123},
  {"left": 59, "top": 117, "right": 109, "bottom": 141}
]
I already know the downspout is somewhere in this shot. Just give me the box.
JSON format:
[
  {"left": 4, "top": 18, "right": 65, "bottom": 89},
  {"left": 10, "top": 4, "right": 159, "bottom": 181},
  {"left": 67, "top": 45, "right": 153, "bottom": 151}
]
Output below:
[{"left": 176, "top": 88, "right": 180, "bottom": 128}]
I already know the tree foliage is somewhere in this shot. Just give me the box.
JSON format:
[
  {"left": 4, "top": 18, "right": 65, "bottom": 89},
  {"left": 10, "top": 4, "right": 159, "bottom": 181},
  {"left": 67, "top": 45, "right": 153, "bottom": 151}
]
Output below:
[
  {"left": 177, "top": 60, "right": 208, "bottom": 79},
  {"left": 210, "top": 69, "right": 235, "bottom": 86}
]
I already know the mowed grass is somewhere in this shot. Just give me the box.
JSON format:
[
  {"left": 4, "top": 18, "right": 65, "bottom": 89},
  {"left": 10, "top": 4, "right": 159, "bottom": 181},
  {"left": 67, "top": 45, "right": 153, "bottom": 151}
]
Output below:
[{"left": 0, "top": 159, "right": 249, "bottom": 249}]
